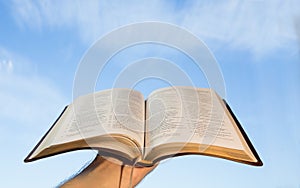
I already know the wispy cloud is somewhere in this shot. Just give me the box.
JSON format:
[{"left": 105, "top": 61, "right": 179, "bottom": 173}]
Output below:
[
  {"left": 180, "top": 1, "right": 300, "bottom": 55},
  {"left": 0, "top": 47, "right": 67, "bottom": 127},
  {"left": 10, "top": 0, "right": 171, "bottom": 43},
  {"left": 0, "top": 59, "right": 13, "bottom": 73},
  {"left": 10, "top": 0, "right": 300, "bottom": 56},
  {"left": 294, "top": 15, "right": 300, "bottom": 53}
]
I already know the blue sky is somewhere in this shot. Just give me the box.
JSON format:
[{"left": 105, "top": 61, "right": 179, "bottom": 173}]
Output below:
[{"left": 0, "top": 1, "right": 299, "bottom": 187}]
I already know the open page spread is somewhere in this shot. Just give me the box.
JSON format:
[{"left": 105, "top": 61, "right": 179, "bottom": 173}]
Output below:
[{"left": 25, "top": 87, "right": 261, "bottom": 165}]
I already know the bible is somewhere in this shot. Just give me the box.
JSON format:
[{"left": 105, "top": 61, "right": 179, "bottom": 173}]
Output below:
[{"left": 24, "top": 87, "right": 263, "bottom": 166}]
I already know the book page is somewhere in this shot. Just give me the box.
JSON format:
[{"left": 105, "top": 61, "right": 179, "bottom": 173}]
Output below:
[
  {"left": 145, "top": 87, "right": 245, "bottom": 154},
  {"left": 52, "top": 89, "right": 145, "bottom": 147}
]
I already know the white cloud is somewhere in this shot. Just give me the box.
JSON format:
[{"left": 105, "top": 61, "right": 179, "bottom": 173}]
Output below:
[
  {"left": 0, "top": 47, "right": 67, "bottom": 127},
  {"left": 10, "top": 0, "right": 300, "bottom": 56}
]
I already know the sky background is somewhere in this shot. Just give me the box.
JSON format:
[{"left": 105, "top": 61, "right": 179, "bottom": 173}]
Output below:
[{"left": 0, "top": 1, "right": 299, "bottom": 187}]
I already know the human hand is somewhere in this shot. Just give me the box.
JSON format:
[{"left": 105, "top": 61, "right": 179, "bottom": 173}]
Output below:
[{"left": 61, "top": 155, "right": 157, "bottom": 188}]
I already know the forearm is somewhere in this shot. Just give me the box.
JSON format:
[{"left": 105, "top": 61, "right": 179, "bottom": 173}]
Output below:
[{"left": 61, "top": 156, "right": 156, "bottom": 188}]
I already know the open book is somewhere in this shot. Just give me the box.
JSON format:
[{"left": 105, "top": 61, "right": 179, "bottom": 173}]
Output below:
[{"left": 24, "top": 87, "right": 262, "bottom": 166}]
